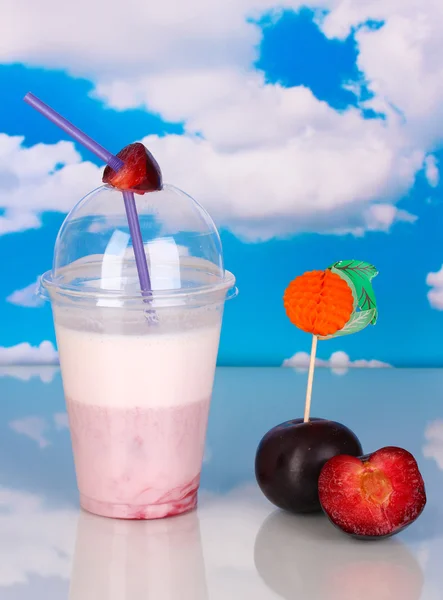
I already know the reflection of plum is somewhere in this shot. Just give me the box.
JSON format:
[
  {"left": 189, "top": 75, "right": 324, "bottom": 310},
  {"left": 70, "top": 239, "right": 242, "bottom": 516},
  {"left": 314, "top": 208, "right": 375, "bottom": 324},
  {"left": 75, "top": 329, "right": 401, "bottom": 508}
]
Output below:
[
  {"left": 254, "top": 510, "right": 424, "bottom": 600},
  {"left": 70, "top": 510, "right": 208, "bottom": 600}
]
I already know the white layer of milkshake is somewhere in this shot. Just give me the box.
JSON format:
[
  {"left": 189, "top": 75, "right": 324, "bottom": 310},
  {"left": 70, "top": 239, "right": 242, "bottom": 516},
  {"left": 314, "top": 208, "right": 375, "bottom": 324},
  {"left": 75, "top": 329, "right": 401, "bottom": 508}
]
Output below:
[{"left": 56, "top": 324, "right": 221, "bottom": 408}]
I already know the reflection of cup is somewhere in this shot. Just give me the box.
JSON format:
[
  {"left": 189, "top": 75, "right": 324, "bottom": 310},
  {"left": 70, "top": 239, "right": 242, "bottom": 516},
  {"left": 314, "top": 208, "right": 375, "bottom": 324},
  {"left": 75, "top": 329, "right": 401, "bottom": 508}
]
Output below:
[
  {"left": 40, "top": 185, "right": 236, "bottom": 519},
  {"left": 70, "top": 510, "right": 208, "bottom": 600},
  {"left": 254, "top": 510, "right": 424, "bottom": 600}
]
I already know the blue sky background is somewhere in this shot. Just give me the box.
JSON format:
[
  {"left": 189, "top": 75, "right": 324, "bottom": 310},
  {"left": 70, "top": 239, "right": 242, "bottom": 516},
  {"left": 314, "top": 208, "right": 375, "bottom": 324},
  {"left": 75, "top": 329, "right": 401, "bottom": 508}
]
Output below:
[{"left": 1, "top": 4, "right": 443, "bottom": 366}]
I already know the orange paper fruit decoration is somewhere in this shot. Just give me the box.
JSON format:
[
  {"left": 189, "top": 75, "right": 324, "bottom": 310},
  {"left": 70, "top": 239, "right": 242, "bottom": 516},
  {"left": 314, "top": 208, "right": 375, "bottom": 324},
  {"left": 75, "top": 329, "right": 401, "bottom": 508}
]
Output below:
[
  {"left": 283, "top": 260, "right": 378, "bottom": 423},
  {"left": 283, "top": 261, "right": 378, "bottom": 339},
  {"left": 284, "top": 269, "right": 354, "bottom": 337}
]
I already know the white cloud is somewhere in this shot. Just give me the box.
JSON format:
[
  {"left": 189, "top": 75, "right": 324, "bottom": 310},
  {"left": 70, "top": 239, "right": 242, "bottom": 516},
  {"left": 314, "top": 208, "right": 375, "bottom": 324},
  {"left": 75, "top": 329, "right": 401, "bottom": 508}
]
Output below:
[
  {"left": 9, "top": 417, "right": 50, "bottom": 449},
  {"left": 0, "top": 210, "right": 41, "bottom": 235},
  {"left": 88, "top": 2, "right": 443, "bottom": 239},
  {"left": 53, "top": 413, "right": 69, "bottom": 430},
  {"left": 282, "top": 350, "right": 392, "bottom": 375},
  {"left": 427, "top": 265, "right": 443, "bottom": 310},
  {"left": 0, "top": 341, "right": 58, "bottom": 365},
  {"left": 102, "top": 68, "right": 424, "bottom": 239},
  {"left": 6, "top": 279, "right": 41, "bottom": 307},
  {"left": 1, "top": 1, "right": 442, "bottom": 238},
  {"left": 9, "top": 412, "right": 69, "bottom": 449},
  {"left": 423, "top": 420, "right": 443, "bottom": 469},
  {"left": 0, "top": 486, "right": 76, "bottom": 586},
  {"left": 1, "top": 0, "right": 265, "bottom": 76},
  {"left": 321, "top": 2, "right": 443, "bottom": 145},
  {"left": 203, "top": 445, "right": 212, "bottom": 464},
  {"left": 140, "top": 128, "right": 420, "bottom": 239},
  {"left": 425, "top": 155, "right": 439, "bottom": 187},
  {"left": 0, "top": 134, "right": 100, "bottom": 236},
  {"left": 2, "top": 105, "right": 421, "bottom": 239},
  {"left": 0, "top": 365, "right": 59, "bottom": 383}
]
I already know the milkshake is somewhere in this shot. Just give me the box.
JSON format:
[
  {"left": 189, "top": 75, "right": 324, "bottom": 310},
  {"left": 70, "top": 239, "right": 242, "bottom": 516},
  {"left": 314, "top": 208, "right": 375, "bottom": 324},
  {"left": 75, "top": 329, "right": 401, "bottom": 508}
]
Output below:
[
  {"left": 25, "top": 96, "right": 236, "bottom": 520},
  {"left": 56, "top": 320, "right": 221, "bottom": 519},
  {"left": 40, "top": 181, "right": 235, "bottom": 520}
]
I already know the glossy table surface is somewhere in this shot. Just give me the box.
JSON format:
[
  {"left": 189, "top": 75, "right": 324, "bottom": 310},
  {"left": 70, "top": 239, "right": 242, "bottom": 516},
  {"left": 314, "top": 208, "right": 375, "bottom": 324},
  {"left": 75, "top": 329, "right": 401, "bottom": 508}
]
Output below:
[{"left": 0, "top": 366, "right": 442, "bottom": 599}]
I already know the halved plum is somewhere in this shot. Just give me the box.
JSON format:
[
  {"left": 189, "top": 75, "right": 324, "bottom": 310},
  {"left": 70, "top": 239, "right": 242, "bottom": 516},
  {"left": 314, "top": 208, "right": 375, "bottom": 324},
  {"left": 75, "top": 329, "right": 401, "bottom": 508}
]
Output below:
[{"left": 318, "top": 446, "right": 426, "bottom": 538}]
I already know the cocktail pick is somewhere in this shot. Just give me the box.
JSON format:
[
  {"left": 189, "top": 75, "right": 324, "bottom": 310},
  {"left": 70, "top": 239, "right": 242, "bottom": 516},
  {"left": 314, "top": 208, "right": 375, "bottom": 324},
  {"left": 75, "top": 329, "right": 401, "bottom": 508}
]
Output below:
[{"left": 284, "top": 260, "right": 379, "bottom": 422}]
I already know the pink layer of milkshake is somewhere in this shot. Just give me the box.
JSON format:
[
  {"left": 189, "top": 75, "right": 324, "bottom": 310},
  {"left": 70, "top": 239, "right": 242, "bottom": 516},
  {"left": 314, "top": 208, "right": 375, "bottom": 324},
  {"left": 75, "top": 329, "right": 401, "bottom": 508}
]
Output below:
[{"left": 55, "top": 322, "right": 221, "bottom": 519}]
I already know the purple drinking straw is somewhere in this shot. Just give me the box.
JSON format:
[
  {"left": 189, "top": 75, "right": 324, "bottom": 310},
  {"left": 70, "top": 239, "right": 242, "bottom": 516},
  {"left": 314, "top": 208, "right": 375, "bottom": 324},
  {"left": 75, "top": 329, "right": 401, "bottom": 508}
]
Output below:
[
  {"left": 24, "top": 93, "right": 124, "bottom": 172},
  {"left": 23, "top": 92, "right": 153, "bottom": 299},
  {"left": 122, "top": 190, "right": 151, "bottom": 294}
]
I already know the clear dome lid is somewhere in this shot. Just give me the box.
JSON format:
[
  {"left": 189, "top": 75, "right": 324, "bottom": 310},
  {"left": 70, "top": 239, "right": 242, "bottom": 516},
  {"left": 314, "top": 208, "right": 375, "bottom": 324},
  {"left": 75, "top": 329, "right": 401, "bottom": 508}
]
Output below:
[{"left": 40, "top": 184, "right": 236, "bottom": 307}]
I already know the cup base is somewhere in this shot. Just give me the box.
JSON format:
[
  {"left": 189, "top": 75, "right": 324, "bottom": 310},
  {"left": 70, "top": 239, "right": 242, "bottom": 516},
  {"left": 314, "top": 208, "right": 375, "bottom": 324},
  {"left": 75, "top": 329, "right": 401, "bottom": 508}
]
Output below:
[{"left": 80, "top": 491, "right": 198, "bottom": 520}]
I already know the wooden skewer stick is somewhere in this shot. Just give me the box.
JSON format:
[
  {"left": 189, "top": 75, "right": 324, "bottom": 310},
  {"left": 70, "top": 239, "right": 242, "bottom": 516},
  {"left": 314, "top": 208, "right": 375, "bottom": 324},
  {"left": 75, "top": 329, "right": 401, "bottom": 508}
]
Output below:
[{"left": 303, "top": 335, "right": 318, "bottom": 423}]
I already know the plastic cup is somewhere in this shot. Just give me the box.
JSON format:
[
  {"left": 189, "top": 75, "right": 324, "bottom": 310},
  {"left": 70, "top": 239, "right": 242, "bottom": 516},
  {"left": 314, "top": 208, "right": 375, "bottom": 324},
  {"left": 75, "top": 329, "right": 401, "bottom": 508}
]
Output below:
[{"left": 40, "top": 184, "right": 236, "bottom": 519}]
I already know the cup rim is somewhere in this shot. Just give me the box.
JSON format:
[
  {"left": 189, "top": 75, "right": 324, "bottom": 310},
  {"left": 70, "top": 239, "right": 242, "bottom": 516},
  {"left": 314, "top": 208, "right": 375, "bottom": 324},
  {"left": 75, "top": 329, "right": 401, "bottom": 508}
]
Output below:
[{"left": 39, "top": 269, "right": 237, "bottom": 303}]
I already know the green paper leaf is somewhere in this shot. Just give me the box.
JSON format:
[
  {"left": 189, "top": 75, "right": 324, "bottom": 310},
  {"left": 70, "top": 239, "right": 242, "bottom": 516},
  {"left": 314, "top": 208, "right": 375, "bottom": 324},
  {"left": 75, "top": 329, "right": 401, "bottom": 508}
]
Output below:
[
  {"left": 329, "top": 260, "right": 378, "bottom": 324},
  {"left": 318, "top": 308, "right": 376, "bottom": 339}
]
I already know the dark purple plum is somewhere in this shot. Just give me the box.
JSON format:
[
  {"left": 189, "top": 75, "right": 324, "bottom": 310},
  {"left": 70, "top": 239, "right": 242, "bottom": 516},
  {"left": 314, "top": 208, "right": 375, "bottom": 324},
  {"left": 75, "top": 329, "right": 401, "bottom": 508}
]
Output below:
[{"left": 255, "top": 418, "right": 363, "bottom": 513}]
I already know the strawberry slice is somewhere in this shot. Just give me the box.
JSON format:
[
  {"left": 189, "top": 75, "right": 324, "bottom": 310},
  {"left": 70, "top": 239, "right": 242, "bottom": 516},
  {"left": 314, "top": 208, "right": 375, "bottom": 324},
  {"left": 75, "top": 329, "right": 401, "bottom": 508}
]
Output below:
[
  {"left": 318, "top": 447, "right": 426, "bottom": 538},
  {"left": 102, "top": 142, "right": 162, "bottom": 193}
]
